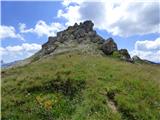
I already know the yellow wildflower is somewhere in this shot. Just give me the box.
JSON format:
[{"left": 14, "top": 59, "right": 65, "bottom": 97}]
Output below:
[
  {"left": 44, "top": 100, "right": 52, "bottom": 110},
  {"left": 36, "top": 96, "right": 42, "bottom": 105}
]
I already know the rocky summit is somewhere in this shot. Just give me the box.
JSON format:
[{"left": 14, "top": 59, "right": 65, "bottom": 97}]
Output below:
[
  {"left": 36, "top": 20, "right": 132, "bottom": 62},
  {"left": 37, "top": 20, "right": 104, "bottom": 56}
]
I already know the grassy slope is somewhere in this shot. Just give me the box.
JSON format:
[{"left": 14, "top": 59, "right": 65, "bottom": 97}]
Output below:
[{"left": 1, "top": 52, "right": 160, "bottom": 120}]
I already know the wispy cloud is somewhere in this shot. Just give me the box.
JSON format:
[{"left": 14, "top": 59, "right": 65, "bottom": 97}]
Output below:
[
  {"left": 58, "top": 0, "right": 160, "bottom": 37},
  {"left": 0, "top": 43, "right": 41, "bottom": 63},
  {"left": 19, "top": 20, "right": 65, "bottom": 37},
  {"left": 130, "top": 37, "right": 160, "bottom": 62},
  {"left": 0, "top": 25, "right": 24, "bottom": 40}
]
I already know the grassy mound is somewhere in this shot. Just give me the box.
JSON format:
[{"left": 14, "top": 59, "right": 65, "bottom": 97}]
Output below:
[{"left": 1, "top": 52, "right": 160, "bottom": 120}]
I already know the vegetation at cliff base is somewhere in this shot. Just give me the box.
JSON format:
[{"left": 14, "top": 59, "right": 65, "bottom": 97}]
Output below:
[{"left": 2, "top": 52, "right": 160, "bottom": 120}]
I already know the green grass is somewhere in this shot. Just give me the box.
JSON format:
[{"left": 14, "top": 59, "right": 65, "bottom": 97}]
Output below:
[{"left": 1, "top": 52, "right": 160, "bottom": 120}]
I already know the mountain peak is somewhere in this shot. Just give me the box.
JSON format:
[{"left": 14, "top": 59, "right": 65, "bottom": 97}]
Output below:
[
  {"left": 35, "top": 20, "right": 133, "bottom": 63},
  {"left": 38, "top": 20, "right": 105, "bottom": 56},
  {"left": 70, "top": 20, "right": 94, "bottom": 32}
]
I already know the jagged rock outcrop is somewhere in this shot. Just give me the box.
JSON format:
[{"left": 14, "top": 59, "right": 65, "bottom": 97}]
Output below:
[
  {"left": 131, "top": 55, "right": 153, "bottom": 64},
  {"left": 42, "top": 36, "right": 58, "bottom": 55},
  {"left": 118, "top": 49, "right": 132, "bottom": 62},
  {"left": 102, "top": 38, "right": 118, "bottom": 55},
  {"left": 37, "top": 20, "right": 105, "bottom": 56},
  {"left": 132, "top": 55, "right": 141, "bottom": 61},
  {"left": 35, "top": 20, "right": 133, "bottom": 63}
]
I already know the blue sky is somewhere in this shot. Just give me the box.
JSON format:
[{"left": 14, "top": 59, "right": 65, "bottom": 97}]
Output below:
[
  {"left": 1, "top": 0, "right": 160, "bottom": 63},
  {"left": 1, "top": 1, "right": 63, "bottom": 46}
]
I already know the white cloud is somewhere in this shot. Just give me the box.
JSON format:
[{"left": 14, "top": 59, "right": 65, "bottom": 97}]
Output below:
[
  {"left": 62, "top": 0, "right": 84, "bottom": 6},
  {"left": 57, "top": 5, "right": 81, "bottom": 26},
  {"left": 135, "top": 38, "right": 160, "bottom": 51},
  {"left": 130, "top": 37, "right": 160, "bottom": 62},
  {"left": 19, "top": 23, "right": 33, "bottom": 33},
  {"left": 0, "top": 25, "right": 24, "bottom": 40},
  {"left": 58, "top": 0, "right": 160, "bottom": 37},
  {"left": 1, "top": 43, "right": 41, "bottom": 63},
  {"left": 19, "top": 20, "right": 65, "bottom": 37}
]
